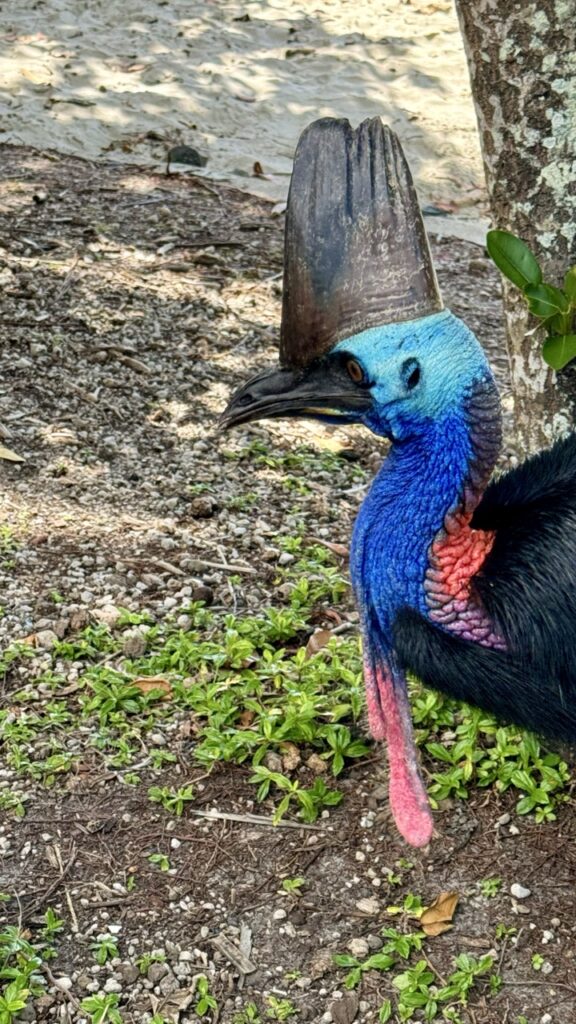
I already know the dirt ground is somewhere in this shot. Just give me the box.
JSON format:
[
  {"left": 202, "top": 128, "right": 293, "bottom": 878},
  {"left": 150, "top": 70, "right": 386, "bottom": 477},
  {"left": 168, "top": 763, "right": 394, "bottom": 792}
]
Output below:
[{"left": 1, "top": 148, "right": 576, "bottom": 1024}]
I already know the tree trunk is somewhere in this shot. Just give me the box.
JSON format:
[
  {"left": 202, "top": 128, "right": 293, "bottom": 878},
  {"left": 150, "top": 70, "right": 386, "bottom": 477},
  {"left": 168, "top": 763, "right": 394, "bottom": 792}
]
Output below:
[{"left": 454, "top": 0, "right": 576, "bottom": 452}]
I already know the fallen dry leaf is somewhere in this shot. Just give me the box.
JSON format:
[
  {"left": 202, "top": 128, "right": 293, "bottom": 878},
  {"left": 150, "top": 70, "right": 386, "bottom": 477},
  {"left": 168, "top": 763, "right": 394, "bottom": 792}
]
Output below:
[
  {"left": 310, "top": 537, "right": 349, "bottom": 558},
  {"left": 421, "top": 920, "right": 454, "bottom": 937},
  {"left": 0, "top": 444, "right": 24, "bottom": 462},
  {"left": 305, "top": 629, "right": 333, "bottom": 658},
  {"left": 132, "top": 676, "right": 172, "bottom": 698},
  {"left": 420, "top": 891, "right": 460, "bottom": 936}
]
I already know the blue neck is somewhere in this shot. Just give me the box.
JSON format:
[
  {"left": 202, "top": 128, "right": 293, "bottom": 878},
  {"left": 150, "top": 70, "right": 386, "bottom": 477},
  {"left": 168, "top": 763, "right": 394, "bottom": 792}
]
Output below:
[{"left": 350, "top": 392, "right": 499, "bottom": 647}]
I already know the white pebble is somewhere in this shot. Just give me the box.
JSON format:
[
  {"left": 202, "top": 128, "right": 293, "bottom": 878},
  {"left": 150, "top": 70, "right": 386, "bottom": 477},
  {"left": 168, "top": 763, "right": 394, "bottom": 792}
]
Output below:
[
  {"left": 273, "top": 908, "right": 287, "bottom": 921},
  {"left": 510, "top": 883, "right": 531, "bottom": 899},
  {"left": 103, "top": 978, "right": 122, "bottom": 993}
]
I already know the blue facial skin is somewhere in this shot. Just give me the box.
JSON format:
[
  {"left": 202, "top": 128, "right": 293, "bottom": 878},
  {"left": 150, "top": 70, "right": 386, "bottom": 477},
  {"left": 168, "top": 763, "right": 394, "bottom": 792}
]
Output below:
[
  {"left": 333, "top": 310, "right": 492, "bottom": 441},
  {"left": 331, "top": 310, "right": 498, "bottom": 645}
]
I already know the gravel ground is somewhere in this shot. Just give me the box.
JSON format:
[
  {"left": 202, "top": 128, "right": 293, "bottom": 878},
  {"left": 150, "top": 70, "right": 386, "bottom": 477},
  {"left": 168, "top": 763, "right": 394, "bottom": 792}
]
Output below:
[{"left": 1, "top": 147, "right": 576, "bottom": 1024}]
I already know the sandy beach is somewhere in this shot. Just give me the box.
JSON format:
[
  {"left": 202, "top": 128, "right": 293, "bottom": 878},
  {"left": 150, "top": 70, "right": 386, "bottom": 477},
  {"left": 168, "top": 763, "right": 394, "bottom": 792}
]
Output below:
[{"left": 0, "top": 0, "right": 485, "bottom": 210}]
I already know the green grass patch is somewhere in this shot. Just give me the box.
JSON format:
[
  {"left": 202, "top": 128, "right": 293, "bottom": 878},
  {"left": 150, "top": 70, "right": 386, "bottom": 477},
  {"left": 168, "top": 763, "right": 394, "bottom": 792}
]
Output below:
[{"left": 0, "top": 542, "right": 572, "bottom": 827}]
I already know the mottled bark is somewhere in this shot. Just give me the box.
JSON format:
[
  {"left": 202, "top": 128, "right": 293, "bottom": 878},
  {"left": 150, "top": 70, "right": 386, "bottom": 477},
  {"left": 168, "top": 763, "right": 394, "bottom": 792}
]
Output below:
[{"left": 455, "top": 0, "right": 576, "bottom": 452}]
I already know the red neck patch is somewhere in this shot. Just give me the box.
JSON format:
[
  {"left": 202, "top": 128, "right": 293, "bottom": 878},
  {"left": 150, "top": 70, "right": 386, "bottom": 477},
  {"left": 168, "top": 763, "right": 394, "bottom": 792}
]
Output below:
[{"left": 424, "top": 507, "right": 506, "bottom": 650}]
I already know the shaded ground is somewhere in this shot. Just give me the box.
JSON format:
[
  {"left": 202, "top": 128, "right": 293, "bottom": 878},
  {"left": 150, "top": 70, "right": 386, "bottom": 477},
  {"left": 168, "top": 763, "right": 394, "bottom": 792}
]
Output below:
[{"left": 1, "top": 148, "right": 576, "bottom": 1024}]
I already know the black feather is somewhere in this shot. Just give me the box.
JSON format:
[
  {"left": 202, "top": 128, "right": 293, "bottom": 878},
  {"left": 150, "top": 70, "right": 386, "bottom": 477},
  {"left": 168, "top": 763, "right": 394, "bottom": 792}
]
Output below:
[
  {"left": 394, "top": 433, "right": 576, "bottom": 743},
  {"left": 393, "top": 607, "right": 576, "bottom": 743}
]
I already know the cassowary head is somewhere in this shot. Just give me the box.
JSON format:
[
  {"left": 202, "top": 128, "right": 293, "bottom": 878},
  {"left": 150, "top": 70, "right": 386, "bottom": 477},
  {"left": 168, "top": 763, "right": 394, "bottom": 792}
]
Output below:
[
  {"left": 221, "top": 118, "right": 490, "bottom": 440},
  {"left": 221, "top": 310, "right": 491, "bottom": 442}
]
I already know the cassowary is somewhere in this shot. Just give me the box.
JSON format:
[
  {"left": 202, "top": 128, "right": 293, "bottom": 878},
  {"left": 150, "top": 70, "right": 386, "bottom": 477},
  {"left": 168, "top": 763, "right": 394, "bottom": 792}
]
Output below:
[{"left": 220, "top": 117, "right": 576, "bottom": 847}]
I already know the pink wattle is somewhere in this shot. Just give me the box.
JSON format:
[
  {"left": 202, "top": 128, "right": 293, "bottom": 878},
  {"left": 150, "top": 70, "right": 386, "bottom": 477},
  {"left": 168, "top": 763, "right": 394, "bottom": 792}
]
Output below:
[{"left": 368, "top": 664, "right": 433, "bottom": 847}]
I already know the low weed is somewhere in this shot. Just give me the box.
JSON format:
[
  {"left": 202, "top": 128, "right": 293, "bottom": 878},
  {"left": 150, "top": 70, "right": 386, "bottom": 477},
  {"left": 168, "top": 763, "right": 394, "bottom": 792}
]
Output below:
[
  {"left": 0, "top": 533, "right": 572, "bottom": 829},
  {"left": 0, "top": 913, "right": 64, "bottom": 1023},
  {"left": 335, "top": 920, "right": 500, "bottom": 1023}
]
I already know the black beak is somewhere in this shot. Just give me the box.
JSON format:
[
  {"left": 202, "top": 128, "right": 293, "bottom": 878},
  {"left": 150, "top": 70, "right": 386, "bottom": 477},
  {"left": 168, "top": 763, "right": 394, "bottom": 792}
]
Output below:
[{"left": 219, "top": 359, "right": 373, "bottom": 430}]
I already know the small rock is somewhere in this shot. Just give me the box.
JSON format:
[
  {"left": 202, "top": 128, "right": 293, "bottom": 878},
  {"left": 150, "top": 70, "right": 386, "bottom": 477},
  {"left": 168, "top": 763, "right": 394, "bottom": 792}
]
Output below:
[
  {"left": 540, "top": 1015, "right": 553, "bottom": 1024},
  {"left": 35, "top": 995, "right": 56, "bottom": 1013},
  {"left": 35, "top": 629, "right": 58, "bottom": 649},
  {"left": 120, "top": 964, "right": 140, "bottom": 984},
  {"left": 355, "top": 896, "right": 380, "bottom": 916},
  {"left": 15, "top": 1003, "right": 36, "bottom": 1022},
  {"left": 103, "top": 977, "right": 123, "bottom": 993},
  {"left": 167, "top": 145, "right": 208, "bottom": 169},
  {"left": 148, "top": 962, "right": 170, "bottom": 984},
  {"left": 159, "top": 971, "right": 180, "bottom": 996},
  {"left": 330, "top": 991, "right": 359, "bottom": 1024},
  {"left": 189, "top": 496, "right": 215, "bottom": 518},
  {"left": 541, "top": 961, "right": 554, "bottom": 975},
  {"left": 93, "top": 605, "right": 121, "bottom": 629},
  {"left": 190, "top": 585, "right": 214, "bottom": 605},
  {"left": 264, "top": 752, "right": 283, "bottom": 773},
  {"left": 278, "top": 551, "right": 295, "bottom": 565},
  {"left": 309, "top": 949, "right": 334, "bottom": 980},
  {"left": 54, "top": 977, "right": 73, "bottom": 992},
  {"left": 497, "top": 812, "right": 511, "bottom": 826},
  {"left": 347, "top": 937, "right": 369, "bottom": 959},
  {"left": 510, "top": 883, "right": 531, "bottom": 900},
  {"left": 295, "top": 976, "right": 312, "bottom": 989},
  {"left": 273, "top": 908, "right": 287, "bottom": 921},
  {"left": 122, "top": 630, "right": 147, "bottom": 657}
]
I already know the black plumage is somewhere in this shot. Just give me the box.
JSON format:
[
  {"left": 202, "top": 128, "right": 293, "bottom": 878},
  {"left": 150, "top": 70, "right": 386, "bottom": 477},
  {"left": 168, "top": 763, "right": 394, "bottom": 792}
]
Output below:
[{"left": 395, "top": 433, "right": 576, "bottom": 743}]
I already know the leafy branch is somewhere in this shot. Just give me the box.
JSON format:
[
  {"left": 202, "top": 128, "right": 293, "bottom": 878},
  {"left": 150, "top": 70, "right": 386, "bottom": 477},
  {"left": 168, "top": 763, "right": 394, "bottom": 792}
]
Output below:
[{"left": 487, "top": 229, "right": 576, "bottom": 370}]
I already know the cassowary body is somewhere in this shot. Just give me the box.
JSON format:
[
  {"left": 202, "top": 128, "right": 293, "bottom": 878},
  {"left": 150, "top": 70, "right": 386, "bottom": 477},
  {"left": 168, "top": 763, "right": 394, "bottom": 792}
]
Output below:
[{"left": 221, "top": 116, "right": 576, "bottom": 846}]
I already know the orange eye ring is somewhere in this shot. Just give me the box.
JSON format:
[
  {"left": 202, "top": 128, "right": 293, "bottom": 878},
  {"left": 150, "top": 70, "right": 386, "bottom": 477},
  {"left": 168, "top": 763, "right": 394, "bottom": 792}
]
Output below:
[{"left": 347, "top": 358, "right": 364, "bottom": 384}]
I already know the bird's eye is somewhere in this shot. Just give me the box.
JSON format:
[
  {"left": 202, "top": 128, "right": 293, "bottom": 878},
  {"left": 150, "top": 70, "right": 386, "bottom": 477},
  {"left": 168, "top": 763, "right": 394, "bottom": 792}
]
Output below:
[
  {"left": 401, "top": 358, "right": 421, "bottom": 391},
  {"left": 346, "top": 358, "right": 365, "bottom": 384}
]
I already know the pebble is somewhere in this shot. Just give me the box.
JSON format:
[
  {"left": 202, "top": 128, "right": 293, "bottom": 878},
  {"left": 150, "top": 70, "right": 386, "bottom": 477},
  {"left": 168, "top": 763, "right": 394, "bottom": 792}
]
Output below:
[
  {"left": 540, "top": 1015, "right": 553, "bottom": 1024},
  {"left": 273, "top": 908, "right": 287, "bottom": 921},
  {"left": 54, "top": 976, "right": 73, "bottom": 991},
  {"left": 355, "top": 896, "right": 380, "bottom": 916},
  {"left": 93, "top": 605, "right": 121, "bottom": 628},
  {"left": 510, "top": 883, "right": 531, "bottom": 899},
  {"left": 103, "top": 978, "right": 123, "bottom": 993},
  {"left": 120, "top": 964, "right": 140, "bottom": 984},
  {"left": 148, "top": 962, "right": 170, "bottom": 984},
  {"left": 34, "top": 629, "right": 58, "bottom": 649},
  {"left": 347, "top": 937, "right": 370, "bottom": 958}
]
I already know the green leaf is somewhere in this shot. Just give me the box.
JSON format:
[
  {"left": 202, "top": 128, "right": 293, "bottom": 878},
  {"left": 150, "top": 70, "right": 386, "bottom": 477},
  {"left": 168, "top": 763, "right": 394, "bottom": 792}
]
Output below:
[
  {"left": 364, "top": 953, "right": 396, "bottom": 972},
  {"left": 333, "top": 954, "right": 360, "bottom": 968},
  {"left": 379, "top": 1000, "right": 393, "bottom": 1023},
  {"left": 542, "top": 334, "right": 576, "bottom": 371},
  {"left": 486, "top": 230, "right": 542, "bottom": 289},
  {"left": 344, "top": 967, "right": 363, "bottom": 989},
  {"left": 524, "top": 283, "right": 570, "bottom": 319},
  {"left": 564, "top": 266, "right": 576, "bottom": 302}
]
